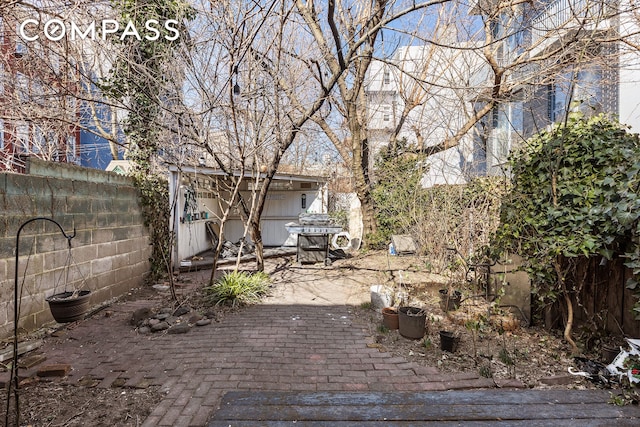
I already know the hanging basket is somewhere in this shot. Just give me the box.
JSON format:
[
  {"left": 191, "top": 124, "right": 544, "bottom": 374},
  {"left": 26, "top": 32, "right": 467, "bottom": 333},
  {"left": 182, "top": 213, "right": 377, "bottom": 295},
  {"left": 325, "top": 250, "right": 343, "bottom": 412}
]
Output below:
[{"left": 46, "top": 290, "right": 92, "bottom": 323}]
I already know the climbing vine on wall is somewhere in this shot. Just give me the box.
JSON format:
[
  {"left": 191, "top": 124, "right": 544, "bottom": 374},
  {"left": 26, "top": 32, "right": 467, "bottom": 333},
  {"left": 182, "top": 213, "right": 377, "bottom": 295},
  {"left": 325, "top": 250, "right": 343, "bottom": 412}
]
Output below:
[
  {"left": 492, "top": 113, "right": 640, "bottom": 350},
  {"left": 132, "top": 172, "right": 172, "bottom": 283}
]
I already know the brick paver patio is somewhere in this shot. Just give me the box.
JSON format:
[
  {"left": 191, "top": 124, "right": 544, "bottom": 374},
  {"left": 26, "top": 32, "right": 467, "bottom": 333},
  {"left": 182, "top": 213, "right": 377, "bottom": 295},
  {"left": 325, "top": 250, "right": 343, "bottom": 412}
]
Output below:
[{"left": 36, "top": 294, "right": 501, "bottom": 426}]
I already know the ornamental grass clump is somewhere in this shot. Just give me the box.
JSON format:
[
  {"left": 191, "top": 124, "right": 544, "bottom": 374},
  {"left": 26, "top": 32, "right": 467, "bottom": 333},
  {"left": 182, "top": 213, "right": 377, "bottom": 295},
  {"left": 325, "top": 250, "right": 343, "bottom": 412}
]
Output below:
[{"left": 205, "top": 271, "right": 271, "bottom": 307}]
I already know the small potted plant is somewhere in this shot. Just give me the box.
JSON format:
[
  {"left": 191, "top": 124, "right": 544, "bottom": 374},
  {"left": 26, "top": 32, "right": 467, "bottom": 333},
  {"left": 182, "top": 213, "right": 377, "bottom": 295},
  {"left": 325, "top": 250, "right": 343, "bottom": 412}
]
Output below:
[{"left": 439, "top": 288, "right": 462, "bottom": 312}]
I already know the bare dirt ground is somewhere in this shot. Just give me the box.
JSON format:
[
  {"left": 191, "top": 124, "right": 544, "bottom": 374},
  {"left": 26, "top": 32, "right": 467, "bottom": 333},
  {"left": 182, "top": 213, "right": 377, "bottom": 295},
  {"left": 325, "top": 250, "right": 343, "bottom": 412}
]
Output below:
[
  {"left": 3, "top": 384, "right": 162, "bottom": 427},
  {"left": 335, "top": 251, "right": 627, "bottom": 390},
  {"left": 2, "top": 250, "right": 634, "bottom": 426}
]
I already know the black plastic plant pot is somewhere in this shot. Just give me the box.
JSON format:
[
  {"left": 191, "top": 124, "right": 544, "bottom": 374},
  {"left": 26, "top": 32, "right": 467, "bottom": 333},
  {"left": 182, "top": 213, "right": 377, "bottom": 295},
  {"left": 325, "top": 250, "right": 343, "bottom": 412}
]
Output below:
[
  {"left": 46, "top": 290, "right": 91, "bottom": 323},
  {"left": 398, "top": 306, "right": 426, "bottom": 339}
]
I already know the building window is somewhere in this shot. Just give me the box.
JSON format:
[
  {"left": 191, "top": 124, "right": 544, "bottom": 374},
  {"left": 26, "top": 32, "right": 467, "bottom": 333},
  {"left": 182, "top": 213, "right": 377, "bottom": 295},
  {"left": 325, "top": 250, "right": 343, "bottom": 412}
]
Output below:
[
  {"left": 32, "top": 125, "right": 48, "bottom": 154},
  {"left": 15, "top": 24, "right": 27, "bottom": 57},
  {"left": 547, "top": 84, "right": 556, "bottom": 122},
  {"left": 16, "top": 122, "right": 29, "bottom": 153},
  {"left": 382, "top": 105, "right": 391, "bottom": 122},
  {"left": 67, "top": 135, "right": 78, "bottom": 163},
  {"left": 548, "top": 78, "right": 572, "bottom": 123},
  {"left": 16, "top": 72, "right": 29, "bottom": 101},
  {"left": 383, "top": 69, "right": 390, "bottom": 85}
]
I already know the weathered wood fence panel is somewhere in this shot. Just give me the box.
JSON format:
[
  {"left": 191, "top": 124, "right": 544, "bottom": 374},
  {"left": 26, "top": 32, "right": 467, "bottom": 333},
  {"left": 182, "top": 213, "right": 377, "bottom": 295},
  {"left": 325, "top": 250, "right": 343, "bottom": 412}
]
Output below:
[{"left": 565, "top": 257, "right": 640, "bottom": 337}]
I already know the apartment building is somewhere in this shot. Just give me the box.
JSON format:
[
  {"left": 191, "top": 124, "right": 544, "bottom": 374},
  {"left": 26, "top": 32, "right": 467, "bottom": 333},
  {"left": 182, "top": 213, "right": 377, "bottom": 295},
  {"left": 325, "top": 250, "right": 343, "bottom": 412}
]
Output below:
[
  {"left": 0, "top": 3, "right": 122, "bottom": 172},
  {"left": 366, "top": 1, "right": 640, "bottom": 182},
  {"left": 477, "top": 0, "right": 640, "bottom": 175},
  {"left": 0, "top": 11, "right": 82, "bottom": 172},
  {"left": 365, "top": 41, "right": 486, "bottom": 187}
]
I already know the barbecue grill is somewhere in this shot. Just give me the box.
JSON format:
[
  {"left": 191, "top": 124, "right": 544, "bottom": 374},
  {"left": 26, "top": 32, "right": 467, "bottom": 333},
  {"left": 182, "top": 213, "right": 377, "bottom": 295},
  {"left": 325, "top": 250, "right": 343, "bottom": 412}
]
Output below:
[{"left": 285, "top": 213, "right": 342, "bottom": 264}]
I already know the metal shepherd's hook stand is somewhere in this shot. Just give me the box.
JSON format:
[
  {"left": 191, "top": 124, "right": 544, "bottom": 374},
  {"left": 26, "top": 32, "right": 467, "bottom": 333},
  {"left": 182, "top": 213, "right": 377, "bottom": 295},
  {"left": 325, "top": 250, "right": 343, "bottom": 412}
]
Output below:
[{"left": 5, "top": 217, "right": 75, "bottom": 426}]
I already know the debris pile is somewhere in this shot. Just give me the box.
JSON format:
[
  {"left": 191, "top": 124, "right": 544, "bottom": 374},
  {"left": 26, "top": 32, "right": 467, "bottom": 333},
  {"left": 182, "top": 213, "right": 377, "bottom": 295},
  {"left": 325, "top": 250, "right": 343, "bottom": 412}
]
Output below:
[{"left": 220, "top": 240, "right": 255, "bottom": 259}]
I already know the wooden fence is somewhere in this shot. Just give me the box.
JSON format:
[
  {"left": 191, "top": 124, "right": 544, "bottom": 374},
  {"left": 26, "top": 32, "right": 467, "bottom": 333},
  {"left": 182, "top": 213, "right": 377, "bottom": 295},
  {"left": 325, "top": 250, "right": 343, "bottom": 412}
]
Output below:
[{"left": 547, "top": 257, "right": 640, "bottom": 338}]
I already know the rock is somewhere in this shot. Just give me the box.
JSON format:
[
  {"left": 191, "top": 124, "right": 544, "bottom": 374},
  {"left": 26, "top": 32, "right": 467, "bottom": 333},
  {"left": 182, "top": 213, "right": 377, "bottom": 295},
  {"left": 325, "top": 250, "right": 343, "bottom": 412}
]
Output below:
[
  {"left": 159, "top": 307, "right": 173, "bottom": 314},
  {"left": 111, "top": 377, "right": 126, "bottom": 388},
  {"left": 148, "top": 318, "right": 160, "bottom": 326},
  {"left": 131, "top": 308, "right": 151, "bottom": 326},
  {"left": 151, "top": 322, "right": 170, "bottom": 332},
  {"left": 173, "top": 306, "right": 190, "bottom": 317},
  {"left": 138, "top": 327, "right": 151, "bottom": 334},
  {"left": 168, "top": 323, "right": 191, "bottom": 334},
  {"left": 152, "top": 284, "right": 170, "bottom": 292},
  {"left": 189, "top": 314, "right": 204, "bottom": 324},
  {"left": 154, "top": 313, "right": 170, "bottom": 321},
  {"left": 204, "top": 309, "right": 218, "bottom": 319},
  {"left": 195, "top": 319, "right": 211, "bottom": 327},
  {"left": 133, "top": 379, "right": 150, "bottom": 389},
  {"left": 78, "top": 376, "right": 100, "bottom": 387}
]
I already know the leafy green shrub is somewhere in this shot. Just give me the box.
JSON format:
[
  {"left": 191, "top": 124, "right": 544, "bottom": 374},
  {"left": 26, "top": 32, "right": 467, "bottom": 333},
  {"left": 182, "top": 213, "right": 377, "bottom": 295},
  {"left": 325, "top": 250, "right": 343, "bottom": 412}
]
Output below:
[
  {"left": 204, "top": 271, "right": 271, "bottom": 307},
  {"left": 370, "top": 146, "right": 428, "bottom": 249},
  {"left": 492, "top": 113, "right": 640, "bottom": 349}
]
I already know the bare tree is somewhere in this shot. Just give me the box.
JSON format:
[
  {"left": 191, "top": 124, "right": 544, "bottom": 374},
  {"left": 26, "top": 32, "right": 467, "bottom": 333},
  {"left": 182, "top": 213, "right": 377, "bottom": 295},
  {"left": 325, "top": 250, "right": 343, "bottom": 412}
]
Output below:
[{"left": 172, "top": 0, "right": 359, "bottom": 271}]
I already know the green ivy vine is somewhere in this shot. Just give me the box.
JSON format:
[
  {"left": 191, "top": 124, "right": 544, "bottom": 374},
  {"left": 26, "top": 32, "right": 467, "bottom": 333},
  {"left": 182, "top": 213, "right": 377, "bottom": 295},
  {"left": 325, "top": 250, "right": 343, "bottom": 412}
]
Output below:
[
  {"left": 492, "top": 113, "right": 640, "bottom": 349},
  {"left": 132, "top": 172, "right": 172, "bottom": 283},
  {"left": 370, "top": 142, "right": 427, "bottom": 249}
]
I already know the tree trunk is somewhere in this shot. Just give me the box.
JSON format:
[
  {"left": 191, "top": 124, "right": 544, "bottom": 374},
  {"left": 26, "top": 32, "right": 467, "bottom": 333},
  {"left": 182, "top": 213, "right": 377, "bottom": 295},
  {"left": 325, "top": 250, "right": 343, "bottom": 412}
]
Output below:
[
  {"left": 250, "top": 219, "right": 265, "bottom": 272},
  {"left": 351, "top": 144, "right": 377, "bottom": 243},
  {"left": 563, "top": 291, "right": 577, "bottom": 354},
  {"left": 355, "top": 182, "right": 377, "bottom": 243},
  {"left": 554, "top": 259, "right": 578, "bottom": 354}
]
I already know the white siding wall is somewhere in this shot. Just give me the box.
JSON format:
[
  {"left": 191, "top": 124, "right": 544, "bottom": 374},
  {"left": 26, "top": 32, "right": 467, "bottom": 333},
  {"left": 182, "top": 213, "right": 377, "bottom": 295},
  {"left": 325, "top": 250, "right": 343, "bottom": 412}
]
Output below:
[{"left": 174, "top": 179, "right": 328, "bottom": 262}]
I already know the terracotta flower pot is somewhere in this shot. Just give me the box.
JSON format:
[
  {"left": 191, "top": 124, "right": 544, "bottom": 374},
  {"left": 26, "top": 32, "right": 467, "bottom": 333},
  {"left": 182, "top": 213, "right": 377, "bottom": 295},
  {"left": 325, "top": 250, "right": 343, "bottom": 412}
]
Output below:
[{"left": 381, "top": 307, "right": 399, "bottom": 330}]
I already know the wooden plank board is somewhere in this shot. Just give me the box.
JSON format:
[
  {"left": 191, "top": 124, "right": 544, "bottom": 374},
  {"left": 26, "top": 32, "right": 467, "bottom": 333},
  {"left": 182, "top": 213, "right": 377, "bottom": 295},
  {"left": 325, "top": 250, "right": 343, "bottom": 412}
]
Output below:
[
  {"left": 606, "top": 258, "right": 625, "bottom": 334},
  {"left": 593, "top": 257, "right": 609, "bottom": 330},
  {"left": 218, "top": 390, "right": 615, "bottom": 406},
  {"left": 209, "top": 391, "right": 640, "bottom": 426},
  {"left": 213, "top": 403, "right": 632, "bottom": 422},
  {"left": 209, "top": 421, "right": 640, "bottom": 427}
]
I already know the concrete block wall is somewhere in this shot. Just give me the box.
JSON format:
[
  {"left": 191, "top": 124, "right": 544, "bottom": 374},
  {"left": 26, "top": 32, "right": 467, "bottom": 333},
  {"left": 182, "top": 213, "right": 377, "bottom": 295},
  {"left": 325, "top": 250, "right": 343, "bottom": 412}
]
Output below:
[{"left": 0, "top": 157, "right": 151, "bottom": 338}]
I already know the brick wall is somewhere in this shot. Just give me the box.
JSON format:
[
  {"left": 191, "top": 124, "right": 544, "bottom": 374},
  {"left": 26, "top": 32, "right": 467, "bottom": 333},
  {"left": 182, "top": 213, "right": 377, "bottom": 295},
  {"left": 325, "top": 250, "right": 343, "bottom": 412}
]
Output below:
[{"left": 0, "top": 157, "right": 151, "bottom": 338}]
